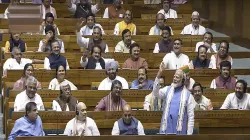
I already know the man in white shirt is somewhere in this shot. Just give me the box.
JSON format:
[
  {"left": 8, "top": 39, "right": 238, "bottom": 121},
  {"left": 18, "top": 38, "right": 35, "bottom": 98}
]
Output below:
[
  {"left": 64, "top": 102, "right": 100, "bottom": 136},
  {"left": 195, "top": 32, "right": 217, "bottom": 53},
  {"left": 114, "top": 29, "right": 135, "bottom": 53},
  {"left": 98, "top": 61, "right": 129, "bottom": 90},
  {"left": 14, "top": 76, "right": 44, "bottom": 112},
  {"left": 221, "top": 80, "right": 250, "bottom": 110},
  {"left": 149, "top": 13, "right": 174, "bottom": 36},
  {"left": 162, "top": 39, "right": 190, "bottom": 69},
  {"left": 181, "top": 11, "right": 207, "bottom": 35},
  {"left": 157, "top": 0, "right": 177, "bottom": 19},
  {"left": 80, "top": 13, "right": 105, "bottom": 36},
  {"left": 112, "top": 104, "right": 145, "bottom": 135},
  {"left": 3, "top": 47, "right": 32, "bottom": 77},
  {"left": 76, "top": 18, "right": 109, "bottom": 52}
]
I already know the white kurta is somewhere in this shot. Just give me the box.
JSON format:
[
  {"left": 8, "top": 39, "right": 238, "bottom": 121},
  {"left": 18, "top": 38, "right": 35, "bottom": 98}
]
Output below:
[
  {"left": 114, "top": 40, "right": 135, "bottom": 53},
  {"left": 221, "top": 93, "right": 250, "bottom": 110},
  {"left": 48, "top": 78, "right": 78, "bottom": 90},
  {"left": 186, "top": 78, "right": 195, "bottom": 90},
  {"left": 181, "top": 24, "right": 207, "bottom": 35},
  {"left": 195, "top": 41, "right": 217, "bottom": 53},
  {"left": 192, "top": 95, "right": 213, "bottom": 110},
  {"left": 80, "top": 24, "right": 105, "bottom": 36},
  {"left": 52, "top": 100, "right": 79, "bottom": 111},
  {"left": 68, "top": 3, "right": 99, "bottom": 15},
  {"left": 162, "top": 52, "right": 190, "bottom": 69},
  {"left": 98, "top": 76, "right": 129, "bottom": 90},
  {"left": 111, "top": 120, "right": 145, "bottom": 135},
  {"left": 14, "top": 90, "right": 44, "bottom": 112},
  {"left": 64, "top": 117, "right": 100, "bottom": 136},
  {"left": 3, "top": 58, "right": 32, "bottom": 72},
  {"left": 157, "top": 9, "right": 178, "bottom": 19},
  {"left": 103, "top": 7, "right": 124, "bottom": 18}
]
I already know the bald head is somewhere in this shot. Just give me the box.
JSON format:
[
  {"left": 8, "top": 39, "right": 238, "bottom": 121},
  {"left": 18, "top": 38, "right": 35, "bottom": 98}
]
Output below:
[
  {"left": 123, "top": 104, "right": 132, "bottom": 124},
  {"left": 76, "top": 102, "right": 87, "bottom": 121},
  {"left": 77, "top": 102, "right": 87, "bottom": 111},
  {"left": 123, "top": 104, "right": 131, "bottom": 112}
]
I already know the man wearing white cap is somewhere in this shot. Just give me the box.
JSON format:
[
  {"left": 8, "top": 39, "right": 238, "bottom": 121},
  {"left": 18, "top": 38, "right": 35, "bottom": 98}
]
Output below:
[{"left": 181, "top": 11, "right": 207, "bottom": 35}]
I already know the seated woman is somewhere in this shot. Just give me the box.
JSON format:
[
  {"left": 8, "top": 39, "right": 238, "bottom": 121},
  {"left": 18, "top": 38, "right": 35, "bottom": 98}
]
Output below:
[
  {"left": 189, "top": 45, "right": 212, "bottom": 69},
  {"left": 52, "top": 81, "right": 78, "bottom": 111},
  {"left": 13, "top": 63, "right": 42, "bottom": 90},
  {"left": 49, "top": 65, "right": 77, "bottom": 90},
  {"left": 40, "top": 12, "right": 60, "bottom": 35},
  {"left": 38, "top": 25, "right": 65, "bottom": 53},
  {"left": 4, "top": 33, "right": 27, "bottom": 53}
]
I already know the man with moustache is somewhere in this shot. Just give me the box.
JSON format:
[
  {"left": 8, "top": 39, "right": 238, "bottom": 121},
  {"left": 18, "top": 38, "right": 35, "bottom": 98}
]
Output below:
[
  {"left": 8, "top": 102, "right": 45, "bottom": 140},
  {"left": 112, "top": 104, "right": 145, "bottom": 135},
  {"left": 153, "top": 26, "right": 173, "bottom": 53},
  {"left": 98, "top": 61, "right": 129, "bottom": 90},
  {"left": 149, "top": 14, "right": 174, "bottom": 36},
  {"left": 115, "top": 29, "right": 135, "bottom": 53},
  {"left": 64, "top": 102, "right": 100, "bottom": 136},
  {"left": 103, "top": 0, "right": 125, "bottom": 19},
  {"left": 153, "top": 62, "right": 194, "bottom": 135},
  {"left": 95, "top": 80, "right": 127, "bottom": 111},
  {"left": 210, "top": 40, "right": 232, "bottom": 69},
  {"left": 181, "top": 11, "right": 206, "bottom": 35},
  {"left": 195, "top": 32, "right": 217, "bottom": 53},
  {"left": 67, "top": 0, "right": 100, "bottom": 18},
  {"left": 221, "top": 80, "right": 250, "bottom": 110},
  {"left": 157, "top": 0, "right": 177, "bottom": 19},
  {"left": 131, "top": 67, "right": 154, "bottom": 89},
  {"left": 210, "top": 61, "right": 237, "bottom": 89},
  {"left": 114, "top": 10, "right": 136, "bottom": 35},
  {"left": 162, "top": 39, "right": 189, "bottom": 69},
  {"left": 77, "top": 19, "right": 109, "bottom": 52}
]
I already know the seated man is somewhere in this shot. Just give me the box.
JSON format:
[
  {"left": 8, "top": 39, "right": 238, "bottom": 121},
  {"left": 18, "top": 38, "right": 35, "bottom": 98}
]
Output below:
[
  {"left": 221, "top": 80, "right": 250, "bottom": 110},
  {"left": 210, "top": 61, "right": 237, "bottom": 89},
  {"left": 153, "top": 26, "right": 173, "bottom": 53},
  {"left": 4, "top": 32, "right": 27, "bottom": 53},
  {"left": 210, "top": 40, "right": 232, "bottom": 69},
  {"left": 149, "top": 13, "right": 173, "bottom": 36},
  {"left": 103, "top": 0, "right": 125, "bottom": 19},
  {"left": 95, "top": 80, "right": 127, "bottom": 111},
  {"left": 38, "top": 25, "right": 65, "bottom": 53},
  {"left": 64, "top": 102, "right": 100, "bottom": 136},
  {"left": 131, "top": 67, "right": 154, "bottom": 89},
  {"left": 189, "top": 45, "right": 212, "bottom": 69},
  {"left": 80, "top": 13, "right": 105, "bottom": 35},
  {"left": 98, "top": 61, "right": 129, "bottom": 90},
  {"left": 144, "top": 76, "right": 165, "bottom": 111},
  {"left": 14, "top": 76, "right": 44, "bottom": 111},
  {"left": 162, "top": 39, "right": 189, "bottom": 69},
  {"left": 40, "top": 12, "right": 60, "bottom": 35},
  {"left": 77, "top": 19, "right": 109, "bottom": 52},
  {"left": 192, "top": 82, "right": 213, "bottom": 110},
  {"left": 67, "top": 0, "right": 100, "bottom": 18},
  {"left": 157, "top": 0, "right": 177, "bottom": 19},
  {"left": 112, "top": 104, "right": 145, "bottom": 135},
  {"left": 195, "top": 32, "right": 217, "bottom": 53},
  {"left": 180, "top": 65, "right": 195, "bottom": 90},
  {"left": 114, "top": 29, "right": 135, "bottom": 53},
  {"left": 123, "top": 43, "right": 148, "bottom": 69},
  {"left": 44, "top": 40, "right": 70, "bottom": 69},
  {"left": 181, "top": 11, "right": 207, "bottom": 35},
  {"left": 8, "top": 102, "right": 45, "bottom": 140},
  {"left": 41, "top": 0, "right": 57, "bottom": 19},
  {"left": 114, "top": 10, "right": 136, "bottom": 35},
  {"left": 52, "top": 81, "right": 78, "bottom": 111}
]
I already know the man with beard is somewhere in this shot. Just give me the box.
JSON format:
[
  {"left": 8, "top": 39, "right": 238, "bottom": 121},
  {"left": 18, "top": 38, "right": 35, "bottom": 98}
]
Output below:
[
  {"left": 192, "top": 82, "right": 213, "bottom": 110},
  {"left": 114, "top": 10, "right": 136, "bottom": 35},
  {"left": 221, "top": 80, "right": 250, "bottom": 110},
  {"left": 80, "top": 13, "right": 105, "bottom": 35},
  {"left": 98, "top": 61, "right": 129, "bottom": 90},
  {"left": 122, "top": 43, "right": 148, "bottom": 69},
  {"left": 157, "top": 0, "right": 177, "bottom": 19},
  {"left": 115, "top": 29, "right": 135, "bottom": 53},
  {"left": 153, "top": 26, "right": 173, "bottom": 53},
  {"left": 131, "top": 67, "right": 153, "bottom": 89},
  {"left": 195, "top": 32, "right": 217, "bottom": 53},
  {"left": 44, "top": 40, "right": 70, "bottom": 69},
  {"left": 8, "top": 102, "right": 45, "bottom": 140},
  {"left": 95, "top": 80, "right": 127, "bottom": 111},
  {"left": 52, "top": 81, "right": 78, "bottom": 111},
  {"left": 210, "top": 40, "right": 232, "bottom": 69},
  {"left": 180, "top": 65, "right": 195, "bottom": 90},
  {"left": 181, "top": 11, "right": 206, "bottom": 35},
  {"left": 210, "top": 61, "right": 237, "bottom": 89},
  {"left": 64, "top": 102, "right": 100, "bottom": 136},
  {"left": 77, "top": 18, "right": 109, "bottom": 52},
  {"left": 103, "top": 0, "right": 125, "bottom": 19},
  {"left": 162, "top": 39, "right": 189, "bottom": 69},
  {"left": 67, "top": 0, "right": 100, "bottom": 18},
  {"left": 149, "top": 13, "right": 173, "bottom": 36},
  {"left": 153, "top": 62, "right": 194, "bottom": 135},
  {"left": 14, "top": 76, "right": 44, "bottom": 112},
  {"left": 112, "top": 104, "right": 145, "bottom": 135}
]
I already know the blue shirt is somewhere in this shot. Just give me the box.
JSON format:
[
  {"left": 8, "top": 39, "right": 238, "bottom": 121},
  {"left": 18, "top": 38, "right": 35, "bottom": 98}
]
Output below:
[
  {"left": 8, "top": 116, "right": 45, "bottom": 140},
  {"left": 130, "top": 80, "right": 154, "bottom": 90}
]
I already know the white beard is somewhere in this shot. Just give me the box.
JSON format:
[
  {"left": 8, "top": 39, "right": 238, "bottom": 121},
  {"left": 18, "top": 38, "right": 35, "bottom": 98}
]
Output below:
[{"left": 171, "top": 81, "right": 182, "bottom": 88}]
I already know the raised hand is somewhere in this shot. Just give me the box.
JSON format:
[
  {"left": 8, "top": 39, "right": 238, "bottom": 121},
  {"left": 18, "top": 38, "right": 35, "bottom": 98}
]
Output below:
[{"left": 76, "top": 18, "right": 86, "bottom": 32}]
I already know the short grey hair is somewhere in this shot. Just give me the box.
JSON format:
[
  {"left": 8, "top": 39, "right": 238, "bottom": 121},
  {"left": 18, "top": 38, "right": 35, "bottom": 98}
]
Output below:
[
  {"left": 59, "top": 81, "right": 70, "bottom": 90},
  {"left": 26, "top": 76, "right": 38, "bottom": 86},
  {"left": 11, "top": 47, "right": 21, "bottom": 55}
]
